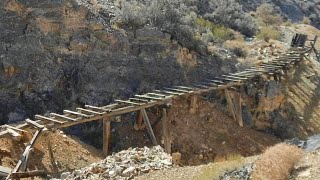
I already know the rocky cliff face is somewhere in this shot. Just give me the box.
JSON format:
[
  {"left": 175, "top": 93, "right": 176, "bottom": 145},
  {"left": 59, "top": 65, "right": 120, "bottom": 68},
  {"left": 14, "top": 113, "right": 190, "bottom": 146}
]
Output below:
[{"left": 0, "top": 0, "right": 236, "bottom": 124}]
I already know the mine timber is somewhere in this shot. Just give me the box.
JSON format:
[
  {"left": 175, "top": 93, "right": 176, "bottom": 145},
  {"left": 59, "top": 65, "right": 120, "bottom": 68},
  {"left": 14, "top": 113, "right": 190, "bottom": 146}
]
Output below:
[{"left": 0, "top": 34, "right": 318, "bottom": 179}]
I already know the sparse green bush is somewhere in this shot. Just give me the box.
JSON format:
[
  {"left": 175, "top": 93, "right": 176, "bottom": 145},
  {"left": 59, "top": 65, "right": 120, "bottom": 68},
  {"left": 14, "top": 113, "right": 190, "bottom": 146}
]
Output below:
[
  {"left": 256, "top": 3, "right": 283, "bottom": 26},
  {"left": 198, "top": 0, "right": 258, "bottom": 37},
  {"left": 302, "top": 16, "right": 311, "bottom": 25},
  {"left": 196, "top": 18, "right": 234, "bottom": 42},
  {"left": 257, "top": 26, "right": 281, "bottom": 42}
]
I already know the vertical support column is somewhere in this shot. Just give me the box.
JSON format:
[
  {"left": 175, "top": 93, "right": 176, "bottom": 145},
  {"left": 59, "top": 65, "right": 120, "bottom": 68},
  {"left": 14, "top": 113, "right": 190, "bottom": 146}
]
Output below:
[
  {"left": 141, "top": 109, "right": 158, "bottom": 145},
  {"left": 190, "top": 95, "right": 198, "bottom": 114},
  {"left": 161, "top": 108, "right": 171, "bottom": 154},
  {"left": 225, "top": 89, "right": 237, "bottom": 123},
  {"left": 103, "top": 118, "right": 111, "bottom": 156},
  {"left": 234, "top": 91, "right": 243, "bottom": 127}
]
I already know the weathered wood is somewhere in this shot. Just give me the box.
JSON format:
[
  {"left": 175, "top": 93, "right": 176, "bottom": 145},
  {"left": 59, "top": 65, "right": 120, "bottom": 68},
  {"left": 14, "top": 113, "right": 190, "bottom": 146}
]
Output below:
[
  {"left": 224, "top": 90, "right": 237, "bottom": 124},
  {"left": 3, "top": 125, "right": 28, "bottom": 133},
  {"left": 35, "top": 115, "right": 65, "bottom": 124},
  {"left": 50, "top": 113, "right": 78, "bottom": 121},
  {"left": 162, "top": 108, "right": 171, "bottom": 154},
  {"left": 10, "top": 170, "right": 47, "bottom": 179},
  {"left": 165, "top": 88, "right": 192, "bottom": 93},
  {"left": 154, "top": 90, "right": 182, "bottom": 96},
  {"left": 85, "top": 105, "right": 111, "bottom": 112},
  {"left": 135, "top": 94, "right": 163, "bottom": 100},
  {"left": 129, "top": 98, "right": 150, "bottom": 103},
  {"left": 103, "top": 118, "right": 111, "bottom": 156},
  {"left": 190, "top": 95, "right": 198, "bottom": 114},
  {"left": 6, "top": 129, "right": 21, "bottom": 139},
  {"left": 141, "top": 109, "right": 157, "bottom": 145},
  {"left": 175, "top": 86, "right": 194, "bottom": 90},
  {"left": 63, "top": 110, "right": 92, "bottom": 118},
  {"left": 25, "top": 119, "right": 45, "bottom": 129},
  {"left": 0, "top": 166, "right": 11, "bottom": 177},
  {"left": 230, "top": 91, "right": 243, "bottom": 127},
  {"left": 161, "top": 108, "right": 171, "bottom": 154},
  {"left": 76, "top": 108, "right": 105, "bottom": 115},
  {"left": 115, "top": 99, "right": 143, "bottom": 106},
  {"left": 10, "top": 129, "right": 43, "bottom": 178},
  {"left": 147, "top": 92, "right": 168, "bottom": 98}
]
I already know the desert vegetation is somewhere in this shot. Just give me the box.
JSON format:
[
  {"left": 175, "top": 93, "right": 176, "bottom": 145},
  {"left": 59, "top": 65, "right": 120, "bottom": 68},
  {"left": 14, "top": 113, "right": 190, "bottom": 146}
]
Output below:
[
  {"left": 113, "top": 0, "right": 258, "bottom": 54},
  {"left": 251, "top": 143, "right": 304, "bottom": 180}
]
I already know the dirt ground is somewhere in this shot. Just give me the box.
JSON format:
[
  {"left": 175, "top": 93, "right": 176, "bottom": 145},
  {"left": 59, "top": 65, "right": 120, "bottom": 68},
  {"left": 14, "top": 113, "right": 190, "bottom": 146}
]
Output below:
[{"left": 0, "top": 131, "right": 103, "bottom": 178}]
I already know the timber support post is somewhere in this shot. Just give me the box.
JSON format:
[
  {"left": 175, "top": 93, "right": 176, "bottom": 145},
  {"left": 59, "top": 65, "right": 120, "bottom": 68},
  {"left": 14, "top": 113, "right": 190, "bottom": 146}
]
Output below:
[
  {"left": 190, "top": 95, "right": 198, "bottom": 114},
  {"left": 161, "top": 108, "right": 171, "bottom": 154},
  {"left": 103, "top": 118, "right": 111, "bottom": 156},
  {"left": 225, "top": 89, "right": 243, "bottom": 127},
  {"left": 141, "top": 109, "right": 158, "bottom": 145}
]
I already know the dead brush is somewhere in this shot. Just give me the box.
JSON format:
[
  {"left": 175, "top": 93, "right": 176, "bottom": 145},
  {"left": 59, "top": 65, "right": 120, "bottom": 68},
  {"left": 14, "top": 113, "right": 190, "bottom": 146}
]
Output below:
[{"left": 250, "top": 143, "right": 304, "bottom": 180}]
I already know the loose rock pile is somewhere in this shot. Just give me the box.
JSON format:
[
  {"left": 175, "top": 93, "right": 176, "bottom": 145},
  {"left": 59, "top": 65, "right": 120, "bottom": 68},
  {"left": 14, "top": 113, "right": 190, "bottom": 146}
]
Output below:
[
  {"left": 220, "top": 164, "right": 253, "bottom": 180},
  {"left": 59, "top": 146, "right": 172, "bottom": 180}
]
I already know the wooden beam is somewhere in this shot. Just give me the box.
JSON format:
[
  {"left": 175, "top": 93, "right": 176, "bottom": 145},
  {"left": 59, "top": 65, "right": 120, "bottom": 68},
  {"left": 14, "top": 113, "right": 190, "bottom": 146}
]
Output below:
[
  {"left": 161, "top": 108, "right": 171, "bottom": 154},
  {"left": 141, "top": 109, "right": 158, "bottom": 145},
  {"left": 154, "top": 90, "right": 182, "bottom": 96},
  {"left": 115, "top": 99, "right": 143, "bottom": 106},
  {"left": 10, "top": 129, "right": 43, "bottom": 177},
  {"left": 76, "top": 108, "right": 105, "bottom": 115},
  {"left": 63, "top": 110, "right": 92, "bottom": 118},
  {"left": 3, "top": 125, "right": 27, "bottom": 133},
  {"left": 10, "top": 170, "right": 47, "bottom": 179},
  {"left": 147, "top": 92, "right": 168, "bottom": 98},
  {"left": 224, "top": 90, "right": 237, "bottom": 124},
  {"left": 103, "top": 118, "right": 111, "bottom": 156},
  {"left": 129, "top": 98, "right": 150, "bottom": 103},
  {"left": 175, "top": 86, "right": 194, "bottom": 90},
  {"left": 165, "top": 88, "right": 192, "bottom": 93},
  {"left": 190, "top": 95, "right": 198, "bottom": 114},
  {"left": 85, "top": 105, "right": 111, "bottom": 112},
  {"left": 35, "top": 115, "right": 65, "bottom": 124},
  {"left": 135, "top": 94, "right": 163, "bottom": 100},
  {"left": 25, "top": 119, "right": 45, "bottom": 129},
  {"left": 0, "top": 166, "right": 11, "bottom": 177},
  {"left": 50, "top": 113, "right": 78, "bottom": 121}
]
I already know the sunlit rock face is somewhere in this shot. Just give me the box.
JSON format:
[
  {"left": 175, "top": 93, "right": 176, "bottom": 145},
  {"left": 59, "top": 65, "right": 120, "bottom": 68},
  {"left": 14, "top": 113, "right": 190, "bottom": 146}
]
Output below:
[{"left": 0, "top": 0, "right": 235, "bottom": 124}]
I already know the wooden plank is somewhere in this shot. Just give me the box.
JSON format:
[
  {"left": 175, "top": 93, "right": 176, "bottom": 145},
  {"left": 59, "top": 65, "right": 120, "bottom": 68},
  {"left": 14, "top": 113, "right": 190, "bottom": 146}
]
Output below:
[
  {"left": 50, "top": 113, "right": 77, "bottom": 121},
  {"left": 84, "top": 105, "right": 111, "bottom": 112},
  {"left": 76, "top": 108, "right": 105, "bottom": 115},
  {"left": 135, "top": 94, "right": 163, "bottom": 100},
  {"left": 63, "top": 110, "right": 92, "bottom": 118},
  {"left": 25, "top": 119, "right": 45, "bottom": 129},
  {"left": 161, "top": 108, "right": 171, "bottom": 154},
  {"left": 0, "top": 166, "right": 12, "bottom": 177},
  {"left": 141, "top": 109, "right": 158, "bottom": 145},
  {"left": 224, "top": 90, "right": 237, "bottom": 124},
  {"left": 10, "top": 170, "right": 47, "bottom": 179},
  {"left": 103, "top": 118, "right": 111, "bottom": 156},
  {"left": 222, "top": 75, "right": 248, "bottom": 80},
  {"left": 175, "top": 86, "right": 194, "bottom": 90},
  {"left": 35, "top": 115, "right": 65, "bottom": 124},
  {"left": 115, "top": 99, "right": 143, "bottom": 106},
  {"left": 129, "top": 98, "right": 150, "bottom": 103},
  {"left": 10, "top": 129, "right": 43, "bottom": 177},
  {"left": 3, "top": 125, "right": 28, "bottom": 133},
  {"left": 154, "top": 90, "right": 182, "bottom": 96},
  {"left": 190, "top": 95, "right": 198, "bottom": 114},
  {"left": 147, "top": 92, "right": 168, "bottom": 98},
  {"left": 165, "top": 88, "right": 192, "bottom": 93},
  {"left": 230, "top": 91, "right": 243, "bottom": 127},
  {"left": 6, "top": 129, "right": 21, "bottom": 138}
]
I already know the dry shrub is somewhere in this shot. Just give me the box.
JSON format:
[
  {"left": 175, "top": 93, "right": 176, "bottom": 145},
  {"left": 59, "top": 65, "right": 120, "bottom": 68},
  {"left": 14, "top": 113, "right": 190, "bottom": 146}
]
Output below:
[
  {"left": 251, "top": 143, "right": 304, "bottom": 180},
  {"left": 257, "top": 26, "right": 281, "bottom": 42},
  {"left": 224, "top": 40, "right": 248, "bottom": 58}
]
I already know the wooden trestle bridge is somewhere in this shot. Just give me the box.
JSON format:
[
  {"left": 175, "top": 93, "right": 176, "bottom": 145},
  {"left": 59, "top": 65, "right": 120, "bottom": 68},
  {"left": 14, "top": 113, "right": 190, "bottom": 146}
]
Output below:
[{"left": 0, "top": 34, "right": 318, "bottom": 179}]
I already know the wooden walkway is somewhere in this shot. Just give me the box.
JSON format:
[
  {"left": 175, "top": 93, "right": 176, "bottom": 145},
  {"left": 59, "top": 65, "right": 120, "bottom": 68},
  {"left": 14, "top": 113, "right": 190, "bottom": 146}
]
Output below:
[{"left": 0, "top": 34, "right": 317, "bottom": 179}]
